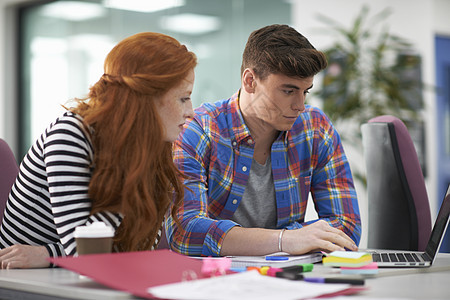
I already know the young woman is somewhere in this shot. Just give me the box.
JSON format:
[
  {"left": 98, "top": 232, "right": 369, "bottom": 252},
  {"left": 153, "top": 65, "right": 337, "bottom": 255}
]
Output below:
[{"left": 0, "top": 32, "right": 197, "bottom": 268}]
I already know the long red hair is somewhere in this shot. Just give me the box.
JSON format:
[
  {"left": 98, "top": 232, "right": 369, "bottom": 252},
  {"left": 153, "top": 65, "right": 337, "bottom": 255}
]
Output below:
[{"left": 71, "top": 32, "right": 197, "bottom": 251}]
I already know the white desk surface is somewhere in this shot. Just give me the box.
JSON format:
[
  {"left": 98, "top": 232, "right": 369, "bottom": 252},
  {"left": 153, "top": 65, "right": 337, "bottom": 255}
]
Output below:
[
  {"left": 0, "top": 254, "right": 449, "bottom": 300},
  {"left": 313, "top": 254, "right": 450, "bottom": 299},
  {"left": 0, "top": 267, "right": 136, "bottom": 300}
]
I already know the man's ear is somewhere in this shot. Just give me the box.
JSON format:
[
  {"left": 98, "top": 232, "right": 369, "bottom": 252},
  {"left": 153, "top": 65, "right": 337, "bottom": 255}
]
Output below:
[{"left": 242, "top": 68, "right": 256, "bottom": 93}]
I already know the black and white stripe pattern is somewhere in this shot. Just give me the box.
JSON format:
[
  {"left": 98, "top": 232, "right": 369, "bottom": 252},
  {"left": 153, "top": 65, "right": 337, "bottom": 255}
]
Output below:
[{"left": 0, "top": 112, "right": 122, "bottom": 258}]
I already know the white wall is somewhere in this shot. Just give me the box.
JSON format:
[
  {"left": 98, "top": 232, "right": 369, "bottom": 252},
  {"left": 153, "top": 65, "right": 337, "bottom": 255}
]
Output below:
[
  {"left": 434, "top": 0, "right": 450, "bottom": 36},
  {"left": 293, "top": 0, "right": 450, "bottom": 247}
]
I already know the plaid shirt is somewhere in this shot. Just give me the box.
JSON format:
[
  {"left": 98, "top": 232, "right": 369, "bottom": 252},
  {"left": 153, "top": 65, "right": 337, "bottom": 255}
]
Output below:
[{"left": 166, "top": 92, "right": 361, "bottom": 256}]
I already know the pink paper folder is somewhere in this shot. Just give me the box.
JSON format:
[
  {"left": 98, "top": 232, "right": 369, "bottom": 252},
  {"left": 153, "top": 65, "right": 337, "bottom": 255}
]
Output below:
[{"left": 49, "top": 249, "right": 203, "bottom": 299}]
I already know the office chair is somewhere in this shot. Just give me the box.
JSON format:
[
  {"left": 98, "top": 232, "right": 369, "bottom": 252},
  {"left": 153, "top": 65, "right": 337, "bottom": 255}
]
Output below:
[
  {"left": 157, "top": 226, "right": 170, "bottom": 249},
  {"left": 0, "top": 138, "right": 18, "bottom": 221},
  {"left": 361, "top": 115, "right": 432, "bottom": 251}
]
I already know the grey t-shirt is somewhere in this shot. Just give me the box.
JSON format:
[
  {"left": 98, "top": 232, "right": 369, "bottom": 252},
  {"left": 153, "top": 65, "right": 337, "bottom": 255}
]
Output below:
[{"left": 231, "top": 157, "right": 277, "bottom": 229}]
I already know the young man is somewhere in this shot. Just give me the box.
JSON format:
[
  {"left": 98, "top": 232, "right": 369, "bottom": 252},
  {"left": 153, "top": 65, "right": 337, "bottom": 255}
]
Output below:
[{"left": 166, "top": 24, "right": 361, "bottom": 256}]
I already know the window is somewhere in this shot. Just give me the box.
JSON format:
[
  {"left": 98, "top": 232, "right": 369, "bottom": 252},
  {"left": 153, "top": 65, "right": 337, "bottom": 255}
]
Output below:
[{"left": 18, "top": 0, "right": 291, "bottom": 157}]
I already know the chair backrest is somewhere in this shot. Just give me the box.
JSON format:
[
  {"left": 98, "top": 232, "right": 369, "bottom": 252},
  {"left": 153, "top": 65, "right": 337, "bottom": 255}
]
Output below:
[
  {"left": 361, "top": 115, "right": 432, "bottom": 251},
  {"left": 0, "top": 138, "right": 19, "bottom": 221},
  {"left": 156, "top": 224, "right": 171, "bottom": 249}
]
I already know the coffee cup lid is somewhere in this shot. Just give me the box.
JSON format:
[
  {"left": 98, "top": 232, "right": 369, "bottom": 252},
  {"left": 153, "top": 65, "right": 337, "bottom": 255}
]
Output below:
[{"left": 74, "top": 222, "right": 115, "bottom": 238}]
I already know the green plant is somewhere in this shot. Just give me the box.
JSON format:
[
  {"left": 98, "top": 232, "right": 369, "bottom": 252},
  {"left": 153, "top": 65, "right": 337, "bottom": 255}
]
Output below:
[
  {"left": 316, "top": 5, "right": 423, "bottom": 127},
  {"left": 314, "top": 5, "right": 425, "bottom": 184}
]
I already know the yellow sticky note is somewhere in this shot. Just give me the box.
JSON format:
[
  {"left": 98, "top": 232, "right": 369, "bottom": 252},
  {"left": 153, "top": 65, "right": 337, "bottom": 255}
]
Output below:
[{"left": 322, "top": 251, "right": 372, "bottom": 267}]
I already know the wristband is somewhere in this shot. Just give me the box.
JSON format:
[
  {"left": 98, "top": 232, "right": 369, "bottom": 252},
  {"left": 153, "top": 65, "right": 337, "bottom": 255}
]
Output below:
[{"left": 278, "top": 228, "right": 286, "bottom": 252}]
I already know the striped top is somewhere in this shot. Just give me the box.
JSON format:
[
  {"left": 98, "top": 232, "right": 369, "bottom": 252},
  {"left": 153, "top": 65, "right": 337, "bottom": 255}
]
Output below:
[
  {"left": 0, "top": 112, "right": 123, "bottom": 258},
  {"left": 166, "top": 92, "right": 361, "bottom": 256}
]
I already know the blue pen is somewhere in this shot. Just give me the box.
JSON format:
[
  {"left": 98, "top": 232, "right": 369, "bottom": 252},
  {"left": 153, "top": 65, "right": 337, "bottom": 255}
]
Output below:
[{"left": 265, "top": 256, "right": 289, "bottom": 261}]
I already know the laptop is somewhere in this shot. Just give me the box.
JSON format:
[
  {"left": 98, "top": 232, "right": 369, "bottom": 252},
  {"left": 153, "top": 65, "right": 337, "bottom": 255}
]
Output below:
[{"left": 368, "top": 184, "right": 450, "bottom": 267}]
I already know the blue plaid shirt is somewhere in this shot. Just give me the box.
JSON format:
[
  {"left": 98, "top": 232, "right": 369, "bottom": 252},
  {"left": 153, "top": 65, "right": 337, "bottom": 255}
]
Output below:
[{"left": 166, "top": 92, "right": 361, "bottom": 256}]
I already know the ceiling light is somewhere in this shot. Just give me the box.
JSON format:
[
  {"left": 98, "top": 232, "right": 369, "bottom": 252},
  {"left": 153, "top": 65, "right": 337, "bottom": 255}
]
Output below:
[
  {"left": 40, "top": 1, "right": 106, "bottom": 22},
  {"left": 103, "top": 0, "right": 185, "bottom": 13},
  {"left": 160, "top": 13, "right": 221, "bottom": 35}
]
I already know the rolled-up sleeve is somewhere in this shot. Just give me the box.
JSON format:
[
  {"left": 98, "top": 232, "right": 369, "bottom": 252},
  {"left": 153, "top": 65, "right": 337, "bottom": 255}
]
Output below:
[{"left": 165, "top": 118, "right": 238, "bottom": 256}]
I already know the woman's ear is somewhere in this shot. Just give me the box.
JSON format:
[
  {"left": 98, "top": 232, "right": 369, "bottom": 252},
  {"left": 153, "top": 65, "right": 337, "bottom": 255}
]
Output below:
[{"left": 242, "top": 68, "right": 256, "bottom": 93}]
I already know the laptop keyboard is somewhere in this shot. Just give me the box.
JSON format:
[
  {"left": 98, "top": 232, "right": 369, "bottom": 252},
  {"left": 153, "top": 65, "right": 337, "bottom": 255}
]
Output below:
[{"left": 372, "top": 252, "right": 422, "bottom": 263}]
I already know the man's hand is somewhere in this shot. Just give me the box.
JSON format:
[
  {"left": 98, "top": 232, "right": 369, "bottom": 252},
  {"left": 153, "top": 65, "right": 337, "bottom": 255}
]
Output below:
[
  {"left": 0, "top": 245, "right": 50, "bottom": 269},
  {"left": 283, "top": 220, "right": 358, "bottom": 254},
  {"left": 220, "top": 220, "right": 358, "bottom": 256}
]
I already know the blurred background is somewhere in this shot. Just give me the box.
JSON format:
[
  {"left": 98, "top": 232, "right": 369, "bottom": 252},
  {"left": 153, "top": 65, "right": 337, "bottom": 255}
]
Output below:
[{"left": 1, "top": 0, "right": 449, "bottom": 250}]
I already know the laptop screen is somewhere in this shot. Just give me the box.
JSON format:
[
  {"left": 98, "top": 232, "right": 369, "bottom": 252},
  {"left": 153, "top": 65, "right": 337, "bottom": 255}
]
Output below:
[{"left": 425, "top": 184, "right": 450, "bottom": 260}]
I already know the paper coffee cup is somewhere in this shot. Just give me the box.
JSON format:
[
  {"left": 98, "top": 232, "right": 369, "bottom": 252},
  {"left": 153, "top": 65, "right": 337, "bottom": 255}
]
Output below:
[{"left": 74, "top": 222, "right": 114, "bottom": 255}]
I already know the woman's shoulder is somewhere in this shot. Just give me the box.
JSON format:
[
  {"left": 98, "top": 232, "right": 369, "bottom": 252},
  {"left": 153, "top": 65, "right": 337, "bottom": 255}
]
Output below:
[
  {"left": 49, "top": 111, "right": 86, "bottom": 131},
  {"left": 53, "top": 111, "right": 85, "bottom": 128},
  {"left": 43, "top": 111, "right": 92, "bottom": 145}
]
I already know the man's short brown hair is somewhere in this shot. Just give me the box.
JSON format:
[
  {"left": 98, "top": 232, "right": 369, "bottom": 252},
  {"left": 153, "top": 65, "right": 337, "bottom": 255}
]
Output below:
[{"left": 241, "top": 24, "right": 327, "bottom": 80}]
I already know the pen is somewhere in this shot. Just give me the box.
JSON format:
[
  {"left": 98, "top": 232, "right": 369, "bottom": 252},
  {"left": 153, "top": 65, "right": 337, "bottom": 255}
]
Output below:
[
  {"left": 265, "top": 256, "right": 289, "bottom": 261},
  {"left": 304, "top": 277, "right": 365, "bottom": 285}
]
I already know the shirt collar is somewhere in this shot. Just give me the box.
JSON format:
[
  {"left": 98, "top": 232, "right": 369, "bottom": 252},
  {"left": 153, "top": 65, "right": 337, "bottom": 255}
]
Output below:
[
  {"left": 230, "top": 90, "right": 291, "bottom": 146},
  {"left": 229, "top": 90, "right": 253, "bottom": 144}
]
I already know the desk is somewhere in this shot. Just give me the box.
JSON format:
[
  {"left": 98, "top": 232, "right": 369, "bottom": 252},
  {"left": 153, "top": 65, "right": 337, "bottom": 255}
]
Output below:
[
  {"left": 313, "top": 254, "right": 450, "bottom": 299},
  {"left": 0, "top": 268, "right": 137, "bottom": 300},
  {"left": 0, "top": 254, "right": 449, "bottom": 300},
  {"left": 361, "top": 267, "right": 450, "bottom": 299}
]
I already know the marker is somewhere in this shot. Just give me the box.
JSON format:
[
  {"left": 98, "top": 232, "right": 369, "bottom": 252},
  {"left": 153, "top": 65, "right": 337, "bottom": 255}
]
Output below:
[
  {"left": 265, "top": 256, "right": 289, "bottom": 261},
  {"left": 304, "top": 277, "right": 365, "bottom": 285},
  {"left": 229, "top": 267, "right": 247, "bottom": 273},
  {"left": 246, "top": 266, "right": 261, "bottom": 272},
  {"left": 259, "top": 266, "right": 270, "bottom": 275},
  {"left": 275, "top": 271, "right": 304, "bottom": 280},
  {"left": 267, "top": 267, "right": 283, "bottom": 277},
  {"left": 282, "top": 264, "right": 314, "bottom": 273}
]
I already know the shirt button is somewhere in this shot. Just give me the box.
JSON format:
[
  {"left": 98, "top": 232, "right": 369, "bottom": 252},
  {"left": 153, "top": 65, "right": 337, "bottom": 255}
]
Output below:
[
  {"left": 242, "top": 166, "right": 247, "bottom": 172},
  {"left": 232, "top": 199, "right": 238, "bottom": 205},
  {"left": 232, "top": 141, "right": 237, "bottom": 147},
  {"left": 248, "top": 139, "right": 253, "bottom": 144}
]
